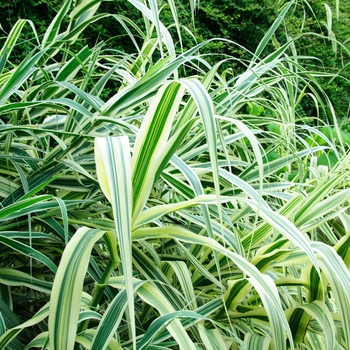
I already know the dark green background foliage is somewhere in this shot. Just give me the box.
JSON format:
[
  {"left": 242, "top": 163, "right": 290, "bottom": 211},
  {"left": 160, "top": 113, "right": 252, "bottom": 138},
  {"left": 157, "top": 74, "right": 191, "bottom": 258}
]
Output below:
[
  {"left": 190, "top": 0, "right": 276, "bottom": 59},
  {"left": 1, "top": 0, "right": 349, "bottom": 122}
]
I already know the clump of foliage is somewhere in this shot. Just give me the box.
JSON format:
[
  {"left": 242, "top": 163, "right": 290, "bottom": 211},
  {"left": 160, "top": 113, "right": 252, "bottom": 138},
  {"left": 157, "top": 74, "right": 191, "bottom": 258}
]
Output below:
[
  {"left": 0, "top": 0, "right": 349, "bottom": 349},
  {"left": 2, "top": 0, "right": 350, "bottom": 119}
]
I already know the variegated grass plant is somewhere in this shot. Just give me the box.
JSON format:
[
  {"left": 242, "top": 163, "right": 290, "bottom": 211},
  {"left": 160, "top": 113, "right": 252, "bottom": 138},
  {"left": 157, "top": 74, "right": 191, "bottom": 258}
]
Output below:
[{"left": 0, "top": 0, "right": 349, "bottom": 349}]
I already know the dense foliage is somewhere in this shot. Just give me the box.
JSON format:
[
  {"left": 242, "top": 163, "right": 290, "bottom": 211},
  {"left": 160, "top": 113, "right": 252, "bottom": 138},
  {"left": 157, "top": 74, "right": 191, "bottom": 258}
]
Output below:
[
  {"left": 2, "top": 0, "right": 350, "bottom": 112},
  {"left": 0, "top": 0, "right": 349, "bottom": 349}
]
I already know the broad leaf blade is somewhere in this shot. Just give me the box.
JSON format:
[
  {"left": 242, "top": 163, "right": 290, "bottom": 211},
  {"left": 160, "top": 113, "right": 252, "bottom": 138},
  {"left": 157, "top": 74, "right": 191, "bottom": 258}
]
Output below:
[{"left": 95, "top": 136, "right": 135, "bottom": 347}]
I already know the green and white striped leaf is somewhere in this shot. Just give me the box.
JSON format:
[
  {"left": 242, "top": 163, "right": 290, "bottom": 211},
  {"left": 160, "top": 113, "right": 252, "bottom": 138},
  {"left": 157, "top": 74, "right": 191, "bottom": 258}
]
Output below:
[
  {"left": 94, "top": 136, "right": 135, "bottom": 347},
  {"left": 311, "top": 242, "right": 350, "bottom": 347},
  {"left": 244, "top": 333, "right": 271, "bottom": 350},
  {"left": 133, "top": 194, "right": 224, "bottom": 228},
  {"left": 76, "top": 329, "right": 122, "bottom": 350},
  {"left": 137, "top": 310, "right": 211, "bottom": 349},
  {"left": 90, "top": 289, "right": 127, "bottom": 350},
  {"left": 48, "top": 227, "right": 105, "bottom": 350},
  {"left": 131, "top": 82, "right": 185, "bottom": 219},
  {"left": 288, "top": 301, "right": 335, "bottom": 349},
  {"left": 41, "top": 0, "right": 73, "bottom": 48},
  {"left": 0, "top": 50, "right": 46, "bottom": 105},
  {"left": 0, "top": 269, "right": 52, "bottom": 294},
  {"left": 0, "top": 234, "right": 57, "bottom": 272},
  {"left": 0, "top": 20, "right": 37, "bottom": 64}
]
